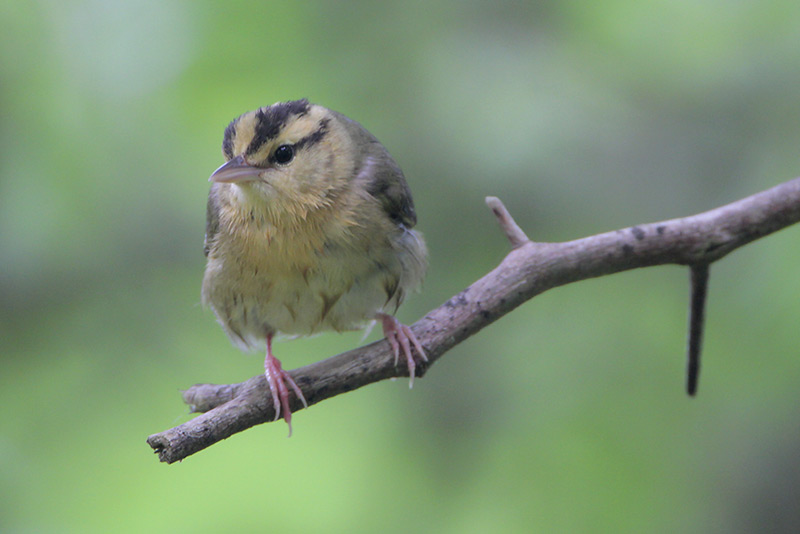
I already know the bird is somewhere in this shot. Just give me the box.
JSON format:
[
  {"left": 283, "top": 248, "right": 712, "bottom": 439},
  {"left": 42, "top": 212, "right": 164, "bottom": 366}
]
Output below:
[{"left": 201, "top": 99, "right": 428, "bottom": 435}]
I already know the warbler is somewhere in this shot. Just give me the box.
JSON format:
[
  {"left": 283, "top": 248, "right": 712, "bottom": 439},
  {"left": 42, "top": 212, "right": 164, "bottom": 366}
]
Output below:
[{"left": 202, "top": 99, "right": 428, "bottom": 434}]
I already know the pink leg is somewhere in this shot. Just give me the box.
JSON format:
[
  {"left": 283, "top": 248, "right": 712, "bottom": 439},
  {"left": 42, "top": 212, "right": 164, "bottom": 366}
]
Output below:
[
  {"left": 264, "top": 334, "right": 308, "bottom": 437},
  {"left": 379, "top": 314, "right": 427, "bottom": 388}
]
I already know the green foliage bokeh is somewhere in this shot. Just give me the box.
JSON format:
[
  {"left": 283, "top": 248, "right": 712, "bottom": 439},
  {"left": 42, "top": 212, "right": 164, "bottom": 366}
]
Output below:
[{"left": 2, "top": 1, "right": 800, "bottom": 532}]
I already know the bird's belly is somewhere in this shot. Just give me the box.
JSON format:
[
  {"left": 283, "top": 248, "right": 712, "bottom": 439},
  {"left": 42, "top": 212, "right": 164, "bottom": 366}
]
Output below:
[{"left": 202, "top": 252, "right": 397, "bottom": 349}]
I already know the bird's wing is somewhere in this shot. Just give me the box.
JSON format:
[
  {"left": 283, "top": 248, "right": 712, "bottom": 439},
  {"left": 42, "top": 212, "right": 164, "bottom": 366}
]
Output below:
[
  {"left": 335, "top": 110, "right": 418, "bottom": 229},
  {"left": 363, "top": 147, "right": 418, "bottom": 229}
]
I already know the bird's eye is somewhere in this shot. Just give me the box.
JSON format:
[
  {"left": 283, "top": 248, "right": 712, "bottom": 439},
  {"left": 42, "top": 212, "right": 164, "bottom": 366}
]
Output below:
[{"left": 273, "top": 144, "right": 294, "bottom": 165}]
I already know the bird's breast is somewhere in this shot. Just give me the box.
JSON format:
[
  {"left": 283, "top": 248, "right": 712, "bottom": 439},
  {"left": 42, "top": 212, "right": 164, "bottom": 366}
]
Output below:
[{"left": 202, "top": 206, "right": 403, "bottom": 348}]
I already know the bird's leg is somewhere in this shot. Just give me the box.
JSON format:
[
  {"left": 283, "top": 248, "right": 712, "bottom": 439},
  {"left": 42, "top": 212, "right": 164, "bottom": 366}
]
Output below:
[
  {"left": 264, "top": 334, "right": 308, "bottom": 437},
  {"left": 379, "top": 313, "right": 427, "bottom": 388}
]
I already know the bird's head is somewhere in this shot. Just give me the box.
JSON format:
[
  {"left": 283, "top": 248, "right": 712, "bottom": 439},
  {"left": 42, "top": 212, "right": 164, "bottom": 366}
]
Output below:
[{"left": 210, "top": 99, "right": 355, "bottom": 213}]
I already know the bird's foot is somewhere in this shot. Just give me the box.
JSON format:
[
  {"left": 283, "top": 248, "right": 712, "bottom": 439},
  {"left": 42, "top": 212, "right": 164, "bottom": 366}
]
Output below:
[
  {"left": 264, "top": 350, "right": 307, "bottom": 437},
  {"left": 379, "top": 313, "right": 427, "bottom": 388}
]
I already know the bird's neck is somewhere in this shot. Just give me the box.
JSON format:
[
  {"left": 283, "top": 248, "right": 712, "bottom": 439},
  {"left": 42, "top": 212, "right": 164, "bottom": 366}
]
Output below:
[{"left": 219, "top": 183, "right": 360, "bottom": 269}]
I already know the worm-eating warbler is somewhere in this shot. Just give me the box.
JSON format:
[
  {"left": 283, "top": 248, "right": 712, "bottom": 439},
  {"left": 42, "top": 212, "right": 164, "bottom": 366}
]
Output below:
[{"left": 202, "top": 99, "right": 428, "bottom": 434}]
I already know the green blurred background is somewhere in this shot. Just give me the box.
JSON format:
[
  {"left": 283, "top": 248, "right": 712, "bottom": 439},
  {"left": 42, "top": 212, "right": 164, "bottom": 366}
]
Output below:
[{"left": 3, "top": 1, "right": 800, "bottom": 532}]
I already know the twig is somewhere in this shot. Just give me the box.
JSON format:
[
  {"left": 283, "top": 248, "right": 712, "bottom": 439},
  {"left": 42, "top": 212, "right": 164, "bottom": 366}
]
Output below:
[
  {"left": 686, "top": 263, "right": 710, "bottom": 396},
  {"left": 486, "top": 196, "right": 530, "bottom": 247},
  {"left": 148, "top": 177, "right": 800, "bottom": 463}
]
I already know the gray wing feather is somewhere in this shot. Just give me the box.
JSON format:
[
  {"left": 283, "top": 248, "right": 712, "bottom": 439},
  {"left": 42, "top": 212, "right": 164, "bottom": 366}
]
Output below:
[{"left": 334, "top": 111, "right": 418, "bottom": 228}]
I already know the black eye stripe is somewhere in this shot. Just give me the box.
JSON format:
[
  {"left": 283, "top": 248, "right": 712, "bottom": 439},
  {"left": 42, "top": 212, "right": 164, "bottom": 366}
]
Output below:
[
  {"left": 266, "top": 117, "right": 331, "bottom": 164},
  {"left": 294, "top": 118, "right": 330, "bottom": 152}
]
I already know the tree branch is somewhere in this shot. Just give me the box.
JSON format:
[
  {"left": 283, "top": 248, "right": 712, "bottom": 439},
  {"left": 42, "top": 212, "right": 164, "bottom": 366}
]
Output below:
[{"left": 148, "top": 177, "right": 800, "bottom": 463}]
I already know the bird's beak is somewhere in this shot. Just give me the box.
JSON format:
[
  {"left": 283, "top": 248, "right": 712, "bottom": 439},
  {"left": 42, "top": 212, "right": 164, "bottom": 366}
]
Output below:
[{"left": 209, "top": 155, "right": 263, "bottom": 183}]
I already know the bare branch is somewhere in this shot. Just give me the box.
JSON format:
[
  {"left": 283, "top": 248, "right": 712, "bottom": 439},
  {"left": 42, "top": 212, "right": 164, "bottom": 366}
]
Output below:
[{"left": 148, "top": 177, "right": 800, "bottom": 463}]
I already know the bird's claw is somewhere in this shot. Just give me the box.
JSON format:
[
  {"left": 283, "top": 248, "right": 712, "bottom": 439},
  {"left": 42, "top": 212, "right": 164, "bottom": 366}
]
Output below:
[
  {"left": 264, "top": 349, "right": 307, "bottom": 437},
  {"left": 380, "top": 314, "right": 427, "bottom": 388}
]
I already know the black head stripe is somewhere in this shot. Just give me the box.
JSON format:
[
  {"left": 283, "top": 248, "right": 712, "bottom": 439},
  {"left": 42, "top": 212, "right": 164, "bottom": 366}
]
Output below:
[
  {"left": 246, "top": 99, "right": 311, "bottom": 156},
  {"left": 222, "top": 117, "right": 238, "bottom": 159}
]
